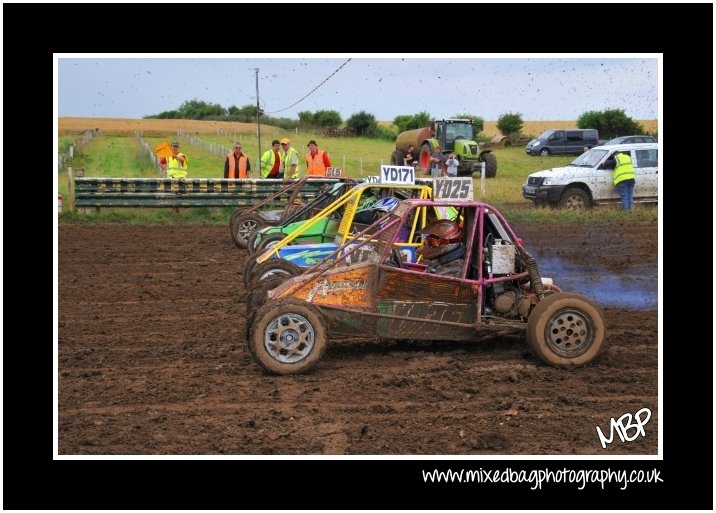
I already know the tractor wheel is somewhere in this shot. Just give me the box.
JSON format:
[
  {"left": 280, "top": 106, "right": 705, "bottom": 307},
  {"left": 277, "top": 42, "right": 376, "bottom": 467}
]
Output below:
[
  {"left": 232, "top": 213, "right": 266, "bottom": 249},
  {"left": 245, "top": 275, "right": 288, "bottom": 340},
  {"left": 249, "top": 259, "right": 303, "bottom": 289},
  {"left": 481, "top": 151, "right": 498, "bottom": 178},
  {"left": 391, "top": 150, "right": 405, "bottom": 166},
  {"left": 558, "top": 188, "right": 591, "bottom": 210},
  {"left": 248, "top": 299, "right": 329, "bottom": 375},
  {"left": 526, "top": 292, "right": 606, "bottom": 368}
]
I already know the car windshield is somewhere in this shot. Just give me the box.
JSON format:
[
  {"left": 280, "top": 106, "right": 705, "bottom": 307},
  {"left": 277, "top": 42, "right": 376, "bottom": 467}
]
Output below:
[
  {"left": 537, "top": 129, "right": 555, "bottom": 140},
  {"left": 570, "top": 148, "right": 608, "bottom": 167}
]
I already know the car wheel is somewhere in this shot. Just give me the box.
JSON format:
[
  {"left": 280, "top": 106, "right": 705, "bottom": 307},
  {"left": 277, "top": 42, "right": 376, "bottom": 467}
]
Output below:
[
  {"left": 558, "top": 188, "right": 591, "bottom": 210},
  {"left": 539, "top": 148, "right": 551, "bottom": 156},
  {"left": 256, "top": 233, "right": 288, "bottom": 254},
  {"left": 249, "top": 259, "right": 303, "bottom": 289},
  {"left": 526, "top": 292, "right": 606, "bottom": 368},
  {"left": 245, "top": 275, "right": 287, "bottom": 340},
  {"left": 232, "top": 213, "right": 266, "bottom": 249},
  {"left": 248, "top": 299, "right": 328, "bottom": 375}
]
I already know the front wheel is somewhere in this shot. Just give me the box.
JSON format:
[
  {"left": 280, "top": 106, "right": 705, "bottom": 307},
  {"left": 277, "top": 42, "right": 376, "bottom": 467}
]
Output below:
[
  {"left": 248, "top": 299, "right": 328, "bottom": 375},
  {"left": 539, "top": 148, "right": 551, "bottom": 156},
  {"left": 256, "top": 233, "right": 289, "bottom": 254},
  {"left": 558, "top": 188, "right": 591, "bottom": 210},
  {"left": 526, "top": 292, "right": 606, "bottom": 367}
]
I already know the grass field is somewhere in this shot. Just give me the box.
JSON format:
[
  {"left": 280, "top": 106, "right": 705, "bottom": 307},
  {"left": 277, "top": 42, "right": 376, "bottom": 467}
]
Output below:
[{"left": 57, "top": 117, "right": 659, "bottom": 224}]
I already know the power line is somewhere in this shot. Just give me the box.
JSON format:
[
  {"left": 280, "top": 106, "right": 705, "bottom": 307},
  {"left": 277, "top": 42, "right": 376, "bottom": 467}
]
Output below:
[{"left": 265, "top": 59, "right": 352, "bottom": 114}]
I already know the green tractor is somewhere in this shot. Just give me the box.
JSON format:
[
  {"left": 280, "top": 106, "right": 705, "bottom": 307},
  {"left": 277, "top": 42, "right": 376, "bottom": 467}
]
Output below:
[{"left": 391, "top": 118, "right": 497, "bottom": 178}]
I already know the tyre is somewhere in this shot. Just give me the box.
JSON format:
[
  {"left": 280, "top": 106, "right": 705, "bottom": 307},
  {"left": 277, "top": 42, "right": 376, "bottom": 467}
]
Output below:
[
  {"left": 249, "top": 258, "right": 303, "bottom": 289},
  {"left": 539, "top": 148, "right": 551, "bottom": 156},
  {"left": 229, "top": 207, "right": 247, "bottom": 236},
  {"left": 245, "top": 275, "right": 287, "bottom": 340},
  {"left": 248, "top": 299, "right": 329, "bottom": 375},
  {"left": 255, "top": 233, "right": 288, "bottom": 253},
  {"left": 246, "top": 230, "right": 263, "bottom": 255},
  {"left": 481, "top": 151, "right": 498, "bottom": 178},
  {"left": 243, "top": 255, "right": 260, "bottom": 288},
  {"left": 558, "top": 188, "right": 591, "bottom": 210},
  {"left": 232, "top": 213, "right": 266, "bottom": 249},
  {"left": 526, "top": 292, "right": 606, "bottom": 368},
  {"left": 390, "top": 150, "right": 405, "bottom": 166}
]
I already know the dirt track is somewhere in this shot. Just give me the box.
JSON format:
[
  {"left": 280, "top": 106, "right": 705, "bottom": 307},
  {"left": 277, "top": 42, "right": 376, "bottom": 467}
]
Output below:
[{"left": 58, "top": 221, "right": 658, "bottom": 455}]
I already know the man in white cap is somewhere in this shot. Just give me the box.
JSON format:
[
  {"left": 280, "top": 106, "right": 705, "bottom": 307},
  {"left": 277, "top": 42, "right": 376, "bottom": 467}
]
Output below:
[
  {"left": 279, "top": 137, "right": 300, "bottom": 179},
  {"left": 161, "top": 141, "right": 189, "bottom": 179}
]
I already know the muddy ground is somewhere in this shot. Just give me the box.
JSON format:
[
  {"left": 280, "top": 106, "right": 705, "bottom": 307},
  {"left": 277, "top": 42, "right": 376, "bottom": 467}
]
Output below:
[{"left": 58, "top": 220, "right": 658, "bottom": 455}]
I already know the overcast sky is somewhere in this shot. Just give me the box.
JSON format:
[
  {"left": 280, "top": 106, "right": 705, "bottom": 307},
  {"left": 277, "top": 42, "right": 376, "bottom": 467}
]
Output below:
[{"left": 56, "top": 54, "right": 659, "bottom": 121}]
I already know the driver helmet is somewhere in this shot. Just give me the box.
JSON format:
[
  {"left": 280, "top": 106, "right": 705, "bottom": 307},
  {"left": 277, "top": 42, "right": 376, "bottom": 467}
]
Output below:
[
  {"left": 371, "top": 196, "right": 400, "bottom": 213},
  {"left": 418, "top": 219, "right": 463, "bottom": 260}
]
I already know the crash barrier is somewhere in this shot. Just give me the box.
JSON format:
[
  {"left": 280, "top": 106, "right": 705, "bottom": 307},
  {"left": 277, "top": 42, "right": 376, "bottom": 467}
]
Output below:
[{"left": 71, "top": 176, "right": 342, "bottom": 211}]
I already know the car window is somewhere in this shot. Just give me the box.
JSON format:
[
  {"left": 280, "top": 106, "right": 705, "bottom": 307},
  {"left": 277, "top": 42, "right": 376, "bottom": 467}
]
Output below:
[
  {"left": 571, "top": 149, "right": 608, "bottom": 167},
  {"left": 634, "top": 149, "right": 658, "bottom": 168}
]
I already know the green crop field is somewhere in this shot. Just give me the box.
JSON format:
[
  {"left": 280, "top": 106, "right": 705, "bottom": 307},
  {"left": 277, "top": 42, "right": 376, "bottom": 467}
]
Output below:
[{"left": 57, "top": 130, "right": 658, "bottom": 225}]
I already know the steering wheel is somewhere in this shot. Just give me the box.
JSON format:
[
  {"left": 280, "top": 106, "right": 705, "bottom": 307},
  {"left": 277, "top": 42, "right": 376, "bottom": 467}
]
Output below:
[{"left": 390, "top": 247, "right": 404, "bottom": 269}]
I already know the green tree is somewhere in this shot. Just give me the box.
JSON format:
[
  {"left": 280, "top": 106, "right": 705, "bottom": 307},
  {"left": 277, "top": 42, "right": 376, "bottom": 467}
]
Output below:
[
  {"left": 496, "top": 112, "right": 524, "bottom": 136},
  {"left": 393, "top": 115, "right": 413, "bottom": 133},
  {"left": 313, "top": 110, "right": 342, "bottom": 128},
  {"left": 346, "top": 111, "right": 378, "bottom": 137},
  {"left": 453, "top": 113, "right": 484, "bottom": 134},
  {"left": 577, "top": 109, "right": 644, "bottom": 140},
  {"left": 298, "top": 111, "right": 314, "bottom": 126}
]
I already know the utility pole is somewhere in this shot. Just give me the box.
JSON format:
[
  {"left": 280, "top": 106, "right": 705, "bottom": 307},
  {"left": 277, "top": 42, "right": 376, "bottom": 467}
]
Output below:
[{"left": 255, "top": 68, "right": 261, "bottom": 175}]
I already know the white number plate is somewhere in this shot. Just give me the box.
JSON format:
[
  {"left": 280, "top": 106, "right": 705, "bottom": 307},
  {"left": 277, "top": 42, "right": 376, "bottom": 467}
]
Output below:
[
  {"left": 380, "top": 165, "right": 415, "bottom": 185},
  {"left": 523, "top": 185, "right": 536, "bottom": 194},
  {"left": 433, "top": 177, "right": 474, "bottom": 201}
]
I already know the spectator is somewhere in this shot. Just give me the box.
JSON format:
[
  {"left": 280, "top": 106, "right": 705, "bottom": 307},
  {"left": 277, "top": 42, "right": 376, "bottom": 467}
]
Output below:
[
  {"left": 280, "top": 137, "right": 300, "bottom": 179},
  {"left": 305, "top": 140, "right": 332, "bottom": 176},
  {"left": 161, "top": 141, "right": 188, "bottom": 179},
  {"left": 612, "top": 150, "right": 636, "bottom": 212},
  {"left": 444, "top": 153, "right": 459, "bottom": 177},
  {"left": 404, "top": 145, "right": 418, "bottom": 168},
  {"left": 429, "top": 145, "right": 444, "bottom": 178},
  {"left": 224, "top": 142, "right": 250, "bottom": 179},
  {"left": 260, "top": 140, "right": 282, "bottom": 179}
]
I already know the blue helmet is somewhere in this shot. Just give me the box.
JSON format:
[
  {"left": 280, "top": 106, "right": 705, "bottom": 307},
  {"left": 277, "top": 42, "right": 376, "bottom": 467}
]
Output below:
[{"left": 371, "top": 196, "right": 400, "bottom": 213}]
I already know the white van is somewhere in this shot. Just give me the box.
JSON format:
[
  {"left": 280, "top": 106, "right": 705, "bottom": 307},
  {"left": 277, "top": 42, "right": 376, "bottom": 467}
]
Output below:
[{"left": 521, "top": 143, "right": 658, "bottom": 209}]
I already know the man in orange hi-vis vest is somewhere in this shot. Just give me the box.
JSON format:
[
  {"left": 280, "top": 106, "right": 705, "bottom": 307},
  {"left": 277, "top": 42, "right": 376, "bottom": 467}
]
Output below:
[
  {"left": 224, "top": 142, "right": 251, "bottom": 178},
  {"left": 305, "top": 140, "right": 332, "bottom": 176}
]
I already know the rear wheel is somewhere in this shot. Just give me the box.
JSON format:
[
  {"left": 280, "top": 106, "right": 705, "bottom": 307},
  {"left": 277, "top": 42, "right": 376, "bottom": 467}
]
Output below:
[
  {"left": 245, "top": 275, "right": 288, "bottom": 340},
  {"left": 256, "top": 233, "right": 289, "bottom": 254},
  {"left": 248, "top": 299, "right": 328, "bottom": 375},
  {"left": 232, "top": 213, "right": 266, "bottom": 249},
  {"left": 390, "top": 150, "right": 405, "bottom": 166},
  {"left": 558, "top": 188, "right": 591, "bottom": 210},
  {"left": 526, "top": 292, "right": 606, "bottom": 367},
  {"left": 249, "top": 259, "right": 303, "bottom": 289},
  {"left": 481, "top": 151, "right": 497, "bottom": 178}
]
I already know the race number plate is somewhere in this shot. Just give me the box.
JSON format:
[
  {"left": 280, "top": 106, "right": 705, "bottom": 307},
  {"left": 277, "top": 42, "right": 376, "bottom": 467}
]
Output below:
[
  {"left": 380, "top": 165, "right": 415, "bottom": 185},
  {"left": 433, "top": 177, "right": 474, "bottom": 201},
  {"left": 364, "top": 175, "right": 380, "bottom": 184},
  {"left": 325, "top": 167, "right": 343, "bottom": 177}
]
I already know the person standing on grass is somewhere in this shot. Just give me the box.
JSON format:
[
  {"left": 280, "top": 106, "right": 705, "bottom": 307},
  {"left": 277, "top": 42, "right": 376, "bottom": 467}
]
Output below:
[
  {"left": 260, "top": 140, "right": 283, "bottom": 178},
  {"left": 160, "top": 141, "right": 188, "bottom": 179},
  {"left": 612, "top": 150, "right": 636, "bottom": 212},
  {"left": 305, "top": 140, "right": 331, "bottom": 176},
  {"left": 280, "top": 137, "right": 300, "bottom": 179},
  {"left": 224, "top": 142, "right": 251, "bottom": 179}
]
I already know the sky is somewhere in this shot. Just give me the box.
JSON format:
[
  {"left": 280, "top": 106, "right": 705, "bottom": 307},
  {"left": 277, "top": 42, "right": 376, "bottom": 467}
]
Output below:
[{"left": 56, "top": 54, "right": 659, "bottom": 122}]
